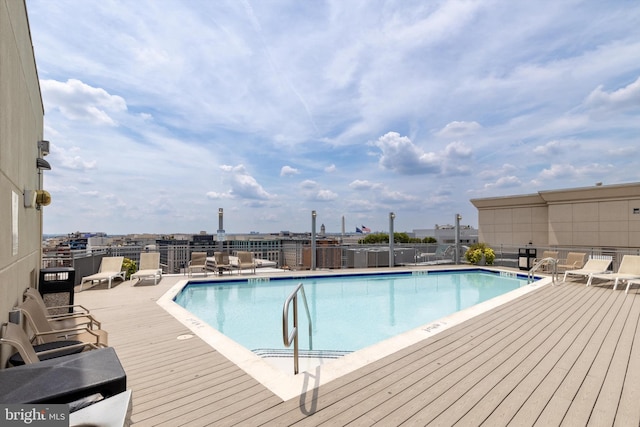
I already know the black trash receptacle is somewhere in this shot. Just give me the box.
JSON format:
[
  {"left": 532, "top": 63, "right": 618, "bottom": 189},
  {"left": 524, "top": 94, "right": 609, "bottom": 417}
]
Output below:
[
  {"left": 38, "top": 267, "right": 76, "bottom": 313},
  {"left": 518, "top": 248, "right": 537, "bottom": 270}
]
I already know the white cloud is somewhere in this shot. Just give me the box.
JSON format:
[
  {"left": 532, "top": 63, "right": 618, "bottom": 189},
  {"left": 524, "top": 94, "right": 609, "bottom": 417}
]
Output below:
[
  {"left": 533, "top": 140, "right": 564, "bottom": 156},
  {"left": 218, "top": 164, "right": 274, "bottom": 200},
  {"left": 374, "top": 132, "right": 440, "bottom": 175},
  {"left": 436, "top": 121, "right": 482, "bottom": 138},
  {"left": 349, "top": 180, "right": 380, "bottom": 190},
  {"left": 483, "top": 176, "right": 522, "bottom": 190},
  {"left": 324, "top": 164, "right": 336, "bottom": 173},
  {"left": 280, "top": 165, "right": 300, "bottom": 176},
  {"left": 48, "top": 143, "right": 96, "bottom": 171},
  {"left": 40, "top": 79, "right": 127, "bottom": 125},
  {"left": 585, "top": 76, "right": 640, "bottom": 112},
  {"left": 313, "top": 189, "right": 338, "bottom": 201}
]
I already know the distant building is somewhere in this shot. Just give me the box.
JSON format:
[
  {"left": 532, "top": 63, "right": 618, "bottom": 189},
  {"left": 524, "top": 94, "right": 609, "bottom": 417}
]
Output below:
[{"left": 413, "top": 225, "right": 478, "bottom": 245}]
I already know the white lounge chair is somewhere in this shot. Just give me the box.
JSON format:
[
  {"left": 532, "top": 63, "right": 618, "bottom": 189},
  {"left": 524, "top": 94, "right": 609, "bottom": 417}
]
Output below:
[
  {"left": 588, "top": 255, "right": 640, "bottom": 289},
  {"left": 80, "top": 256, "right": 125, "bottom": 291},
  {"left": 131, "top": 252, "right": 162, "bottom": 285},
  {"left": 562, "top": 258, "right": 612, "bottom": 284},
  {"left": 623, "top": 278, "right": 640, "bottom": 294}
]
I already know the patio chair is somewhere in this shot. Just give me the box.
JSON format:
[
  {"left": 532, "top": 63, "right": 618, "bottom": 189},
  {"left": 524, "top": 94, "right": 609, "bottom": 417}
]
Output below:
[
  {"left": 80, "top": 256, "right": 126, "bottom": 291},
  {"left": 557, "top": 252, "right": 587, "bottom": 271},
  {"left": 420, "top": 245, "right": 452, "bottom": 262},
  {"left": 214, "top": 251, "right": 237, "bottom": 275},
  {"left": 562, "top": 258, "right": 612, "bottom": 284},
  {"left": 534, "top": 251, "right": 559, "bottom": 272},
  {"left": 131, "top": 252, "right": 162, "bottom": 285},
  {"left": 1, "top": 322, "right": 98, "bottom": 366},
  {"left": 588, "top": 255, "right": 640, "bottom": 289},
  {"left": 188, "top": 252, "right": 208, "bottom": 277},
  {"left": 24, "top": 287, "right": 101, "bottom": 331},
  {"left": 16, "top": 297, "right": 108, "bottom": 347},
  {"left": 237, "top": 251, "right": 256, "bottom": 274}
]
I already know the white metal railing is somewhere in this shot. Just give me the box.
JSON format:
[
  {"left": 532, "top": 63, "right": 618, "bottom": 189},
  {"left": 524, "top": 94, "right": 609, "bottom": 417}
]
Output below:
[{"left": 282, "top": 283, "right": 313, "bottom": 374}]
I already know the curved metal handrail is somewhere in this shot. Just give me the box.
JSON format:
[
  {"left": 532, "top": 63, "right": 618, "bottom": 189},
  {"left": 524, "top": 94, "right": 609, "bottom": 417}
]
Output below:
[
  {"left": 282, "top": 283, "right": 313, "bottom": 374},
  {"left": 528, "top": 257, "right": 558, "bottom": 284}
]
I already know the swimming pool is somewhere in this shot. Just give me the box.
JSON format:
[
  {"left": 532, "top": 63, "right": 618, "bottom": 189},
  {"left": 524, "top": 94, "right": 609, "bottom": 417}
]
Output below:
[
  {"left": 174, "top": 270, "right": 528, "bottom": 356},
  {"left": 158, "top": 267, "right": 549, "bottom": 400}
]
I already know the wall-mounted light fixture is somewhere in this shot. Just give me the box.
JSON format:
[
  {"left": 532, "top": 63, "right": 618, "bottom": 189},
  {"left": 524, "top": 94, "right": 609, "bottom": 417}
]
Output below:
[
  {"left": 36, "top": 157, "right": 51, "bottom": 170},
  {"left": 37, "top": 140, "right": 50, "bottom": 156},
  {"left": 24, "top": 190, "right": 52, "bottom": 209}
]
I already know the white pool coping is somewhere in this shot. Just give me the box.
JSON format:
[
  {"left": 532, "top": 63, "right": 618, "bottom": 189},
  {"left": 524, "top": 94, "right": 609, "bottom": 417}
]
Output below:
[{"left": 157, "top": 268, "right": 553, "bottom": 401}]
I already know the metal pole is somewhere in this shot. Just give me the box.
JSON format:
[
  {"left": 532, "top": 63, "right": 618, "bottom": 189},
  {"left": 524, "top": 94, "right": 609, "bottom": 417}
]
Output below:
[
  {"left": 389, "top": 212, "right": 395, "bottom": 267},
  {"left": 311, "top": 210, "right": 317, "bottom": 270},
  {"left": 455, "top": 213, "right": 462, "bottom": 264},
  {"left": 217, "top": 208, "right": 224, "bottom": 252}
]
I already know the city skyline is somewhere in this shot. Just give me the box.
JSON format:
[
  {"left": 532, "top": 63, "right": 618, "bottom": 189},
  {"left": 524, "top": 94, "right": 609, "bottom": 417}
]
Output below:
[{"left": 27, "top": 1, "right": 640, "bottom": 234}]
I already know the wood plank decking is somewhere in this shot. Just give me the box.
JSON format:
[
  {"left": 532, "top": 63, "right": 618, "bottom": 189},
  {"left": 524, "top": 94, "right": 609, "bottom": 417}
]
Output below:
[{"left": 75, "top": 271, "right": 640, "bottom": 426}]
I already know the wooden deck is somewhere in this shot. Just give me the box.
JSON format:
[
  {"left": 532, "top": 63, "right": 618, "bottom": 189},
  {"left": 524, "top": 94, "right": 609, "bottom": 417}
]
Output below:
[{"left": 75, "top": 271, "right": 640, "bottom": 426}]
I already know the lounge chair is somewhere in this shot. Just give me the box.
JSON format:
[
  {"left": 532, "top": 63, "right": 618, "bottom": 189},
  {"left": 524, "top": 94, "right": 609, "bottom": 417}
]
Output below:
[
  {"left": 237, "top": 251, "right": 256, "bottom": 274},
  {"left": 80, "top": 256, "right": 126, "bottom": 291},
  {"left": 556, "top": 252, "right": 586, "bottom": 271},
  {"left": 131, "top": 252, "right": 162, "bottom": 285},
  {"left": 16, "top": 297, "right": 108, "bottom": 347},
  {"left": 188, "top": 252, "right": 208, "bottom": 277},
  {"left": 420, "top": 245, "right": 452, "bottom": 262},
  {"left": 562, "top": 258, "right": 612, "bottom": 284},
  {"left": 588, "top": 255, "right": 640, "bottom": 289},
  {"left": 24, "top": 287, "right": 101, "bottom": 330},
  {"left": 214, "top": 251, "right": 237, "bottom": 275},
  {"left": 1, "top": 322, "right": 99, "bottom": 366},
  {"left": 623, "top": 278, "right": 640, "bottom": 294}
]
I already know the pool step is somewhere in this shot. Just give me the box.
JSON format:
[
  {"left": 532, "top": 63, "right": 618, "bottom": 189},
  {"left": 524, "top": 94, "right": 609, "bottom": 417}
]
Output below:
[{"left": 252, "top": 348, "right": 352, "bottom": 359}]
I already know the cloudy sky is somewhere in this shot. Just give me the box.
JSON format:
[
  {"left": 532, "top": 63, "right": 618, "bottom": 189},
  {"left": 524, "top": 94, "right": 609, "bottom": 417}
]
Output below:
[{"left": 28, "top": 0, "right": 640, "bottom": 235}]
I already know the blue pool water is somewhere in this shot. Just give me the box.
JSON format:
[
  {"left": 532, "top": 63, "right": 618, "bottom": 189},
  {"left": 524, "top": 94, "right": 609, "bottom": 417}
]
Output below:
[{"left": 174, "top": 270, "right": 528, "bottom": 354}]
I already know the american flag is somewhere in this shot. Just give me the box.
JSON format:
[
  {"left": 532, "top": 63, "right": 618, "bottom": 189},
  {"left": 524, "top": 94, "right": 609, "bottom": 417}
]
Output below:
[
  {"left": 362, "top": 225, "right": 371, "bottom": 233},
  {"left": 356, "top": 227, "right": 363, "bottom": 233}
]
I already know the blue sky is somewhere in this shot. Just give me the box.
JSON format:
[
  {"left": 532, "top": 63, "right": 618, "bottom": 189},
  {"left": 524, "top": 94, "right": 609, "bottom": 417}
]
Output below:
[{"left": 28, "top": 0, "right": 640, "bottom": 235}]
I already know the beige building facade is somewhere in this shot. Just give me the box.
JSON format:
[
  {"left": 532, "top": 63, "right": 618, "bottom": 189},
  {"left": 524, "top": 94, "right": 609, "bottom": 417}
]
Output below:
[
  {"left": 0, "top": 0, "right": 45, "bottom": 364},
  {"left": 471, "top": 182, "right": 640, "bottom": 249}
]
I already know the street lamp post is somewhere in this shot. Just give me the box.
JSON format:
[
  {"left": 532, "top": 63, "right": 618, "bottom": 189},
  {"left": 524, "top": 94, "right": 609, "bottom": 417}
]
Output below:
[
  {"left": 455, "top": 213, "right": 462, "bottom": 264},
  {"left": 389, "top": 212, "right": 395, "bottom": 268},
  {"left": 311, "top": 210, "right": 317, "bottom": 270}
]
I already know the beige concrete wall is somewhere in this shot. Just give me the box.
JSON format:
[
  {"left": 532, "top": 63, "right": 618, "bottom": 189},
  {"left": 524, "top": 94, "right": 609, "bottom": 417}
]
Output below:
[
  {"left": 472, "top": 194, "right": 548, "bottom": 247},
  {"left": 473, "top": 183, "right": 640, "bottom": 250},
  {"left": 0, "top": 0, "right": 44, "bottom": 365}
]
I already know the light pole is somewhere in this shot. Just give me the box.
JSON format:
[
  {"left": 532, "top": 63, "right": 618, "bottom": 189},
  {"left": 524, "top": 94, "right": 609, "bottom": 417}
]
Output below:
[
  {"left": 389, "top": 212, "right": 395, "bottom": 268},
  {"left": 455, "top": 213, "right": 462, "bottom": 264},
  {"left": 217, "top": 208, "right": 224, "bottom": 252},
  {"left": 311, "top": 210, "right": 317, "bottom": 270}
]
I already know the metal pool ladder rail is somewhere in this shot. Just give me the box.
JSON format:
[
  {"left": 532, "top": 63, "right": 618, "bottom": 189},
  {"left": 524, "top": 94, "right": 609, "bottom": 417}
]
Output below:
[
  {"left": 282, "top": 283, "right": 313, "bottom": 374},
  {"left": 528, "top": 257, "right": 558, "bottom": 284}
]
